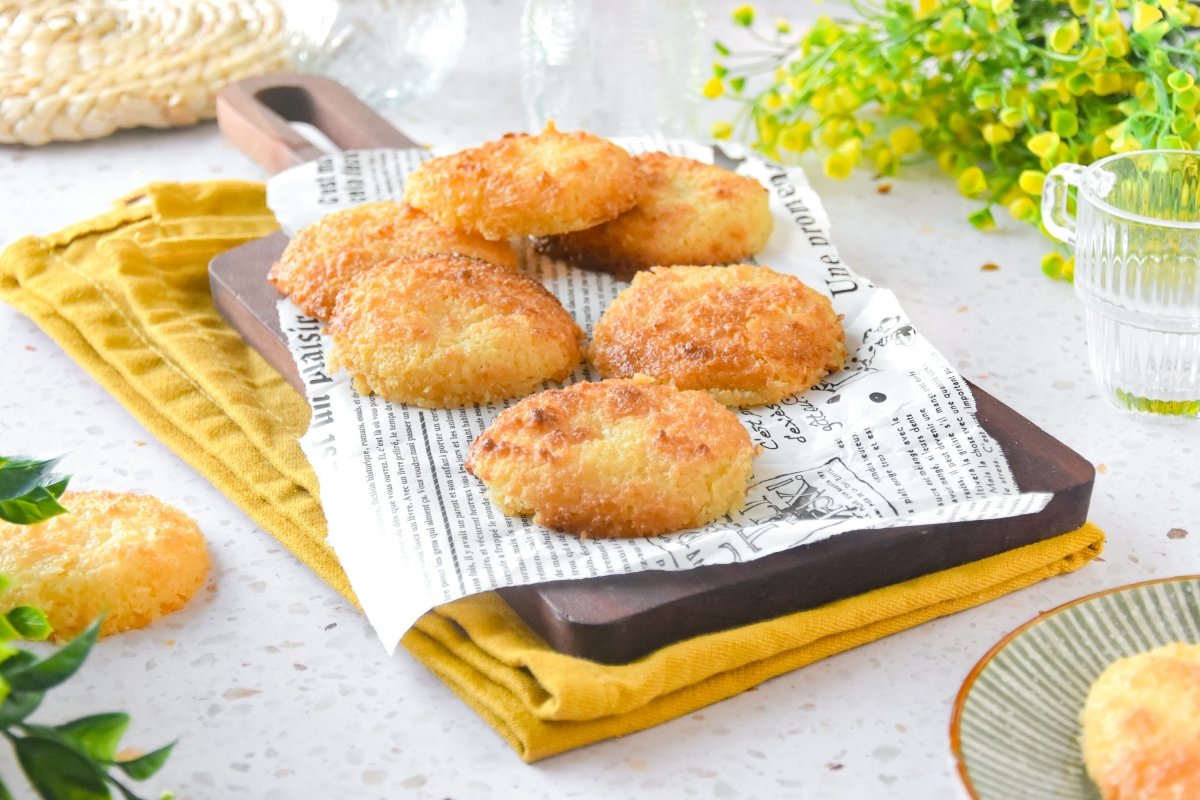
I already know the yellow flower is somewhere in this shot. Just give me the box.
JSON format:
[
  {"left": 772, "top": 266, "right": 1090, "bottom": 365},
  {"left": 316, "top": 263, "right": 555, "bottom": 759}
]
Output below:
[
  {"left": 874, "top": 148, "right": 899, "bottom": 175},
  {"left": 1093, "top": 72, "right": 1124, "bottom": 96},
  {"left": 779, "top": 122, "right": 813, "bottom": 151},
  {"left": 1049, "top": 20, "right": 1081, "bottom": 53},
  {"left": 1028, "top": 131, "right": 1061, "bottom": 158},
  {"left": 991, "top": 0, "right": 1013, "bottom": 13},
  {"left": 732, "top": 5, "right": 756, "bottom": 26},
  {"left": 764, "top": 92, "right": 784, "bottom": 112},
  {"left": 917, "top": 0, "right": 941, "bottom": 17},
  {"left": 1019, "top": 169, "right": 1047, "bottom": 195},
  {"left": 1008, "top": 196, "right": 1038, "bottom": 222},
  {"left": 1133, "top": 1, "right": 1165, "bottom": 31},
  {"left": 702, "top": 77, "right": 724, "bottom": 99},
  {"left": 889, "top": 125, "right": 921, "bottom": 155},
  {"left": 711, "top": 120, "right": 734, "bottom": 140},
  {"left": 999, "top": 106, "right": 1025, "bottom": 126},
  {"left": 824, "top": 152, "right": 855, "bottom": 179},
  {"left": 982, "top": 123, "right": 1014, "bottom": 144},
  {"left": 957, "top": 166, "right": 988, "bottom": 197}
]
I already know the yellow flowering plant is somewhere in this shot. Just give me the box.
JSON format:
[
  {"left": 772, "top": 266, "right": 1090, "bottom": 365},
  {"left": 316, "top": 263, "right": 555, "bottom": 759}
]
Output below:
[{"left": 710, "top": 0, "right": 1200, "bottom": 279}]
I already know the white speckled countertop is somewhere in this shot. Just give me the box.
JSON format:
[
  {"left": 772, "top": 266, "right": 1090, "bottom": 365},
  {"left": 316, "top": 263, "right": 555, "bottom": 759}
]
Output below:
[{"left": 1, "top": 2, "right": 1197, "bottom": 798}]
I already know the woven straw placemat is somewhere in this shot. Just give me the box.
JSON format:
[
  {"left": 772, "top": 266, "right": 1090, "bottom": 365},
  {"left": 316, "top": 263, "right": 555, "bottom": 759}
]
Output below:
[{"left": 1, "top": 0, "right": 287, "bottom": 146}]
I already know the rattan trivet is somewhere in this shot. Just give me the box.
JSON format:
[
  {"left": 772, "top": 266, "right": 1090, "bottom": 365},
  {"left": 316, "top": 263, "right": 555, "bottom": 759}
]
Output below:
[{"left": 1, "top": 0, "right": 287, "bottom": 146}]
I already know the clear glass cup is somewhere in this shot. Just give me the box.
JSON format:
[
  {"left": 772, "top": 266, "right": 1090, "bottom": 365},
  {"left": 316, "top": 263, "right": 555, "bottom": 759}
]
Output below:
[
  {"left": 519, "top": 0, "right": 705, "bottom": 138},
  {"left": 1043, "top": 150, "right": 1200, "bottom": 417},
  {"left": 284, "top": 0, "right": 467, "bottom": 111}
]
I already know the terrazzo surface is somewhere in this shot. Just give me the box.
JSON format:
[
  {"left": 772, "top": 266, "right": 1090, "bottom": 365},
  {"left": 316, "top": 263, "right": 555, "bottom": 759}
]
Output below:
[{"left": 1, "top": 1, "right": 1197, "bottom": 797}]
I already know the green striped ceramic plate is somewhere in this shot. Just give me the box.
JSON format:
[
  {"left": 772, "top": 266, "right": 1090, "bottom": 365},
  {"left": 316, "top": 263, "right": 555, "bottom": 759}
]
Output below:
[{"left": 951, "top": 576, "right": 1200, "bottom": 800}]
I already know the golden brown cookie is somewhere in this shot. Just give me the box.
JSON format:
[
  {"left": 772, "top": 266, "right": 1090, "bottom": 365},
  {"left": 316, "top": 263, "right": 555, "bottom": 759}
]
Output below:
[
  {"left": 538, "top": 152, "right": 773, "bottom": 280},
  {"left": 403, "top": 122, "right": 642, "bottom": 240},
  {"left": 589, "top": 264, "right": 845, "bottom": 407},
  {"left": 465, "top": 378, "right": 755, "bottom": 538},
  {"left": 328, "top": 253, "right": 583, "bottom": 408},
  {"left": 268, "top": 201, "right": 518, "bottom": 320},
  {"left": 0, "top": 491, "right": 210, "bottom": 639},
  {"left": 1082, "top": 642, "right": 1200, "bottom": 800}
]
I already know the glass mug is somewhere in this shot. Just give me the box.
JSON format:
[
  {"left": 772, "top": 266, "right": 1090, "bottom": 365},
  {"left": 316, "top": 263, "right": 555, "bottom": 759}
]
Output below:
[{"left": 1043, "top": 150, "right": 1200, "bottom": 417}]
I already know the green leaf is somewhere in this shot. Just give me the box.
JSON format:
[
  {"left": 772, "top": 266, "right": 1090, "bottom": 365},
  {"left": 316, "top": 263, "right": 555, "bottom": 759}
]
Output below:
[
  {"left": 7, "top": 606, "right": 52, "bottom": 641},
  {"left": 117, "top": 741, "right": 176, "bottom": 781},
  {"left": 0, "top": 456, "right": 62, "bottom": 500},
  {"left": 55, "top": 713, "right": 131, "bottom": 762},
  {"left": 14, "top": 735, "right": 110, "bottom": 800},
  {"left": 0, "top": 485, "right": 70, "bottom": 525},
  {"left": 111, "top": 784, "right": 149, "bottom": 800},
  {"left": 0, "top": 688, "right": 44, "bottom": 725},
  {"left": 0, "top": 649, "right": 37, "bottom": 677},
  {"left": 0, "top": 773, "right": 13, "bottom": 800},
  {"left": 6, "top": 616, "right": 99, "bottom": 692}
]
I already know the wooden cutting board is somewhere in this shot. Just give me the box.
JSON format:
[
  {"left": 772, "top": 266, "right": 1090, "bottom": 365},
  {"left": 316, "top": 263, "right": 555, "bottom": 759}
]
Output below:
[{"left": 212, "top": 73, "right": 1095, "bottom": 665}]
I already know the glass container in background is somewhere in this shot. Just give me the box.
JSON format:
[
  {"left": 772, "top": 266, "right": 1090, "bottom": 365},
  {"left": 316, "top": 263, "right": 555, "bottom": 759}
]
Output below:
[
  {"left": 284, "top": 0, "right": 467, "bottom": 111},
  {"left": 1043, "top": 150, "right": 1200, "bottom": 417},
  {"left": 520, "top": 0, "right": 705, "bottom": 138}
]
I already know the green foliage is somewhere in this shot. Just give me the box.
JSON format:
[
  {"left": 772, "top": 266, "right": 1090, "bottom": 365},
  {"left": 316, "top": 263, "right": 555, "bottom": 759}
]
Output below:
[
  {"left": 0, "top": 456, "right": 70, "bottom": 524},
  {"left": 710, "top": 0, "right": 1200, "bottom": 280},
  {"left": 0, "top": 457, "right": 174, "bottom": 800}
]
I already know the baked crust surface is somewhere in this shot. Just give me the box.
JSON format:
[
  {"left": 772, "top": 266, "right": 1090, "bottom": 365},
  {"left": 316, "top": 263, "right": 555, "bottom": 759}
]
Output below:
[
  {"left": 589, "top": 264, "right": 846, "bottom": 406},
  {"left": 538, "top": 152, "right": 773, "bottom": 280},
  {"left": 329, "top": 253, "right": 583, "bottom": 408},
  {"left": 403, "top": 123, "right": 642, "bottom": 240},
  {"left": 465, "top": 378, "right": 755, "bottom": 538},
  {"left": 0, "top": 490, "right": 210, "bottom": 639},
  {"left": 268, "top": 201, "right": 517, "bottom": 320}
]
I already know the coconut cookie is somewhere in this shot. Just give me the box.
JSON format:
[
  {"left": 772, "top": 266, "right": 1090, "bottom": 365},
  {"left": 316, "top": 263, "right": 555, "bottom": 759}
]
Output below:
[
  {"left": 466, "top": 378, "right": 756, "bottom": 538},
  {"left": 589, "top": 264, "right": 846, "bottom": 407},
  {"left": 403, "top": 122, "right": 642, "bottom": 240},
  {"left": 328, "top": 253, "right": 583, "bottom": 408},
  {"left": 538, "top": 152, "right": 774, "bottom": 280},
  {"left": 268, "top": 201, "right": 517, "bottom": 321},
  {"left": 1081, "top": 642, "right": 1200, "bottom": 800},
  {"left": 0, "top": 491, "right": 210, "bottom": 639}
]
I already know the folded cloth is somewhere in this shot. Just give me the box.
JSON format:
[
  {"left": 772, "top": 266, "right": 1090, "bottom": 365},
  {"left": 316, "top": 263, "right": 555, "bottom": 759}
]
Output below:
[{"left": 0, "top": 182, "right": 1105, "bottom": 762}]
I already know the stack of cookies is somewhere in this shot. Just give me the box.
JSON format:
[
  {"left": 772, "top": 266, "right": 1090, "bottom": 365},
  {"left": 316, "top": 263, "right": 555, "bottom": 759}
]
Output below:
[{"left": 268, "top": 124, "right": 847, "bottom": 539}]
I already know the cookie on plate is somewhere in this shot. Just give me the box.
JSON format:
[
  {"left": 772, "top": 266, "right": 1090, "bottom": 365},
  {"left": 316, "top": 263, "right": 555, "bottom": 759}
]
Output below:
[
  {"left": 268, "top": 201, "right": 518, "bottom": 321},
  {"left": 465, "top": 378, "right": 756, "bottom": 538},
  {"left": 1081, "top": 641, "right": 1200, "bottom": 800},
  {"left": 403, "top": 122, "right": 642, "bottom": 240},
  {"left": 589, "top": 264, "right": 845, "bottom": 407},
  {"left": 0, "top": 490, "right": 210, "bottom": 639},
  {"left": 328, "top": 253, "right": 583, "bottom": 408},
  {"left": 538, "top": 152, "right": 773, "bottom": 280}
]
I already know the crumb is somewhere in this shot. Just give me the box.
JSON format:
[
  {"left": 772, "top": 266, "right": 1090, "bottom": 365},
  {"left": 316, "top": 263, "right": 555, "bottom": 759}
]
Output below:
[
  {"left": 1168, "top": 527, "right": 1188, "bottom": 540},
  {"left": 875, "top": 183, "right": 893, "bottom": 194},
  {"left": 24, "top": 345, "right": 35, "bottom": 351},
  {"left": 981, "top": 263, "right": 1000, "bottom": 271},
  {"left": 1097, "top": 463, "right": 1107, "bottom": 474}
]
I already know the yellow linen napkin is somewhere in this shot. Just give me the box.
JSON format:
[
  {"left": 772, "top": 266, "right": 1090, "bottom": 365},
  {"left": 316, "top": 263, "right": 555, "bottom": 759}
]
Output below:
[{"left": 0, "top": 181, "right": 1104, "bottom": 762}]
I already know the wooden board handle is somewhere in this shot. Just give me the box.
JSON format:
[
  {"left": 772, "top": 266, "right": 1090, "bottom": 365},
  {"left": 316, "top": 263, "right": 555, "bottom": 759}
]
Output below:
[{"left": 216, "top": 72, "right": 418, "bottom": 174}]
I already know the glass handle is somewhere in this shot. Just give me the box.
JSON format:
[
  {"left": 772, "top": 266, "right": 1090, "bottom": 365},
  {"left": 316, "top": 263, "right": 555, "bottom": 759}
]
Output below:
[{"left": 1041, "top": 163, "right": 1085, "bottom": 247}]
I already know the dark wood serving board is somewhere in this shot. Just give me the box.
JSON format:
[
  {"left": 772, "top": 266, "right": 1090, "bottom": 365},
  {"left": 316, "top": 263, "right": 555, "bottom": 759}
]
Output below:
[{"left": 211, "top": 74, "right": 1095, "bottom": 665}]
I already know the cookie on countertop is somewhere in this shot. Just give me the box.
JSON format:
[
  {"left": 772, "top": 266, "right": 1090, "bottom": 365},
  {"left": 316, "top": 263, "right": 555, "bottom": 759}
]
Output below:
[
  {"left": 465, "top": 378, "right": 756, "bottom": 538},
  {"left": 536, "top": 151, "right": 773, "bottom": 281},
  {"left": 403, "top": 122, "right": 642, "bottom": 241},
  {"left": 328, "top": 253, "right": 583, "bottom": 408},
  {"left": 0, "top": 490, "right": 210, "bottom": 639},
  {"left": 268, "top": 200, "right": 518, "bottom": 320},
  {"left": 1081, "top": 641, "right": 1200, "bottom": 800},
  {"left": 589, "top": 264, "right": 846, "bottom": 407}
]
